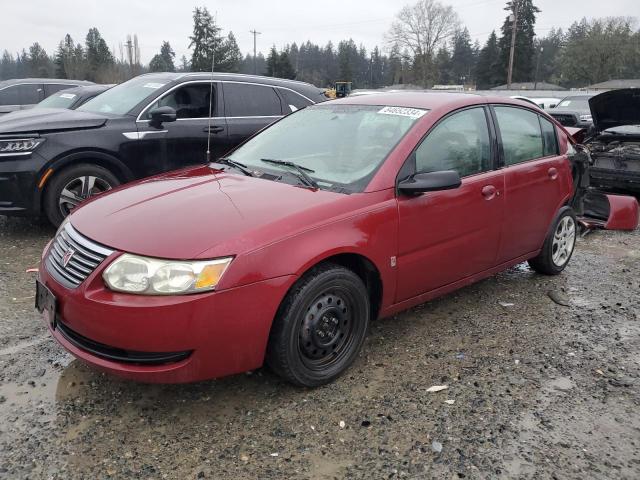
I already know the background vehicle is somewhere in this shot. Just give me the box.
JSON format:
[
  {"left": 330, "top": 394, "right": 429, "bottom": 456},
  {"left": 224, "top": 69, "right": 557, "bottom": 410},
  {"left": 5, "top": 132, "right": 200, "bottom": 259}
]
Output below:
[
  {"left": 584, "top": 88, "right": 640, "bottom": 195},
  {"left": 510, "top": 95, "right": 561, "bottom": 110},
  {"left": 38, "top": 93, "right": 581, "bottom": 386},
  {"left": 548, "top": 94, "right": 594, "bottom": 127},
  {"left": 0, "top": 78, "right": 94, "bottom": 115},
  {"left": 0, "top": 72, "right": 327, "bottom": 226},
  {"left": 34, "top": 84, "right": 114, "bottom": 110}
]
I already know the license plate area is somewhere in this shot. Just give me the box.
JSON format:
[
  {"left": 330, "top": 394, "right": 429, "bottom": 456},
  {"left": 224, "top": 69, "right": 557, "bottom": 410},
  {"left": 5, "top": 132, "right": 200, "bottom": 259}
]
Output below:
[{"left": 35, "top": 279, "right": 57, "bottom": 328}]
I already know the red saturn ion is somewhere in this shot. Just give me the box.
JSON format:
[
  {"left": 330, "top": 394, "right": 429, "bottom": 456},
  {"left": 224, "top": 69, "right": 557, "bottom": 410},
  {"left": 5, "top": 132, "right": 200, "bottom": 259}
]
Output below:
[{"left": 37, "top": 93, "right": 580, "bottom": 386}]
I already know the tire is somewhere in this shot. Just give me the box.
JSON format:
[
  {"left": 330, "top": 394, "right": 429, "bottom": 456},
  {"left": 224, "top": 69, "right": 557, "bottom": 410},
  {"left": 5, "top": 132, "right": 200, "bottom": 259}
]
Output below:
[
  {"left": 44, "top": 164, "right": 120, "bottom": 227},
  {"left": 266, "top": 263, "right": 370, "bottom": 387},
  {"left": 528, "top": 207, "right": 577, "bottom": 275}
]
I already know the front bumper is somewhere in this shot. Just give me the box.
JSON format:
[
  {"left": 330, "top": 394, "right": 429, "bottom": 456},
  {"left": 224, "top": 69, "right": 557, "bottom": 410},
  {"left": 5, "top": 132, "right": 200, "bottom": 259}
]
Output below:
[
  {"left": 38, "top": 249, "right": 295, "bottom": 383},
  {"left": 0, "top": 151, "right": 46, "bottom": 215}
]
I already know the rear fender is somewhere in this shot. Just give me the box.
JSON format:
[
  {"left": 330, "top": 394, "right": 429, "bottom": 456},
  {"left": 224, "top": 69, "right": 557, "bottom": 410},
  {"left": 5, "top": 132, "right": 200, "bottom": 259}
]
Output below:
[{"left": 580, "top": 191, "right": 639, "bottom": 231}]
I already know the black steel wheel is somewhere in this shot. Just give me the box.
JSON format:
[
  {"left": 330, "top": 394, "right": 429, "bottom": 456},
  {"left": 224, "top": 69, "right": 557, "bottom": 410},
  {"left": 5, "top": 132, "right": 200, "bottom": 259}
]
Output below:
[{"left": 267, "top": 263, "right": 370, "bottom": 387}]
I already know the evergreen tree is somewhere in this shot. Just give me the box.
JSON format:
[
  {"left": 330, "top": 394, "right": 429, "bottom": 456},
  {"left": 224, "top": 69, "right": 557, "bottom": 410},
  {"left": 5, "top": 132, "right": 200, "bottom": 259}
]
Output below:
[
  {"left": 497, "top": 0, "right": 540, "bottom": 84},
  {"left": 28, "top": 42, "right": 51, "bottom": 77},
  {"left": 149, "top": 41, "right": 175, "bottom": 72},
  {"left": 85, "top": 27, "right": 114, "bottom": 81},
  {"left": 450, "top": 28, "right": 474, "bottom": 83},
  {"left": 189, "top": 7, "right": 222, "bottom": 71},
  {"left": 476, "top": 30, "right": 502, "bottom": 89},
  {"left": 434, "top": 47, "right": 452, "bottom": 84},
  {"left": 0, "top": 50, "right": 17, "bottom": 80}
]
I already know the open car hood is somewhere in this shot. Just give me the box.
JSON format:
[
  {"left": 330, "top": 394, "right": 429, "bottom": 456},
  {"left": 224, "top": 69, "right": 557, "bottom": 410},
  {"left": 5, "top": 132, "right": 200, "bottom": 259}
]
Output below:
[
  {"left": 589, "top": 88, "right": 640, "bottom": 133},
  {"left": 0, "top": 108, "right": 107, "bottom": 134}
]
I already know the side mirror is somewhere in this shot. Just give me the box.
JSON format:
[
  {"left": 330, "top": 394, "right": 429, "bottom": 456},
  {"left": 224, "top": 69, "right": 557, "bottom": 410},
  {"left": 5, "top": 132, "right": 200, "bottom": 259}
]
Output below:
[
  {"left": 149, "top": 106, "right": 176, "bottom": 127},
  {"left": 398, "top": 170, "right": 462, "bottom": 196}
]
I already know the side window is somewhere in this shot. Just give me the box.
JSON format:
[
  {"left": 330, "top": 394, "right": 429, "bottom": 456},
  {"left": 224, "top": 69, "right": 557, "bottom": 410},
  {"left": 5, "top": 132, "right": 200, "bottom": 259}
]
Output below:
[
  {"left": 44, "top": 84, "right": 77, "bottom": 96},
  {"left": 494, "top": 106, "right": 544, "bottom": 165},
  {"left": 540, "top": 116, "right": 559, "bottom": 156},
  {"left": 0, "top": 85, "right": 20, "bottom": 105},
  {"left": 278, "top": 88, "right": 312, "bottom": 112},
  {"left": 414, "top": 107, "right": 491, "bottom": 178},
  {"left": 146, "top": 83, "right": 214, "bottom": 119},
  {"left": 17, "top": 84, "right": 43, "bottom": 104},
  {"left": 224, "top": 83, "right": 282, "bottom": 117}
]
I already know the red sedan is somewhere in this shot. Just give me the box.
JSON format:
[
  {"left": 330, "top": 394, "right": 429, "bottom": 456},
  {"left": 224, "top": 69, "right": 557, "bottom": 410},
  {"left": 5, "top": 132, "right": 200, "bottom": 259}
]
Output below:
[{"left": 37, "top": 93, "right": 578, "bottom": 386}]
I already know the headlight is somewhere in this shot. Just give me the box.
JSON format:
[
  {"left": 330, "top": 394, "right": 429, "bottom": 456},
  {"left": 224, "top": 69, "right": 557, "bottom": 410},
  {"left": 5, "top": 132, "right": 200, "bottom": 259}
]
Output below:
[
  {"left": 579, "top": 114, "right": 592, "bottom": 122},
  {"left": 0, "top": 137, "right": 45, "bottom": 153},
  {"left": 103, "top": 254, "right": 233, "bottom": 295}
]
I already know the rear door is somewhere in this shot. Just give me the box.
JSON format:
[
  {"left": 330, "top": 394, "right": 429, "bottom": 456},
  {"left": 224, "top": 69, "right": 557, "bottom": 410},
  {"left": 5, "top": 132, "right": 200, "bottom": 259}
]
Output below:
[
  {"left": 222, "top": 82, "right": 284, "bottom": 149},
  {"left": 492, "top": 106, "right": 568, "bottom": 262},
  {"left": 395, "top": 106, "right": 505, "bottom": 302}
]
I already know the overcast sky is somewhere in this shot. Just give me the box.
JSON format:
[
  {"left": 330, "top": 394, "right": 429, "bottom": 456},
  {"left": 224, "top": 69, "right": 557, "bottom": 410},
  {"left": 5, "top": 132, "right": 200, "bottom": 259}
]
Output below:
[{"left": 1, "top": 0, "right": 637, "bottom": 64}]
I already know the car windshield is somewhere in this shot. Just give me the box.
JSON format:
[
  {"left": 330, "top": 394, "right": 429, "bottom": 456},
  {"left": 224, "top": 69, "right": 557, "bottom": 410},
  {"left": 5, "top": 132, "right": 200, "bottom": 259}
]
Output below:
[
  {"left": 227, "top": 104, "right": 426, "bottom": 192},
  {"left": 36, "top": 91, "right": 77, "bottom": 109},
  {"left": 78, "top": 77, "right": 170, "bottom": 115},
  {"left": 556, "top": 97, "right": 591, "bottom": 109}
]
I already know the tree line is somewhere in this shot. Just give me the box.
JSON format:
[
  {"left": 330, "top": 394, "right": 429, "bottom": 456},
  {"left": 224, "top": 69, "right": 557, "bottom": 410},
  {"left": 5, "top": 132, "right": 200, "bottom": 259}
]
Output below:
[{"left": 1, "top": 1, "right": 639, "bottom": 90}]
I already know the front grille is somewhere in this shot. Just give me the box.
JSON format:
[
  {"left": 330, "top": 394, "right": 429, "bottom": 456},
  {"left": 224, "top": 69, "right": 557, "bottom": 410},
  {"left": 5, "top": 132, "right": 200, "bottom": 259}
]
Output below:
[
  {"left": 46, "top": 223, "right": 114, "bottom": 288},
  {"left": 550, "top": 113, "right": 577, "bottom": 127},
  {"left": 56, "top": 319, "right": 192, "bottom": 365}
]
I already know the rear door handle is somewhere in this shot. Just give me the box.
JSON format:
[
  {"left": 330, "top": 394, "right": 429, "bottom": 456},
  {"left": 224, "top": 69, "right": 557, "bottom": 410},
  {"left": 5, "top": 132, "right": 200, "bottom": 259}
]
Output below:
[
  {"left": 548, "top": 167, "right": 558, "bottom": 180},
  {"left": 203, "top": 126, "right": 224, "bottom": 133},
  {"left": 481, "top": 185, "right": 498, "bottom": 200}
]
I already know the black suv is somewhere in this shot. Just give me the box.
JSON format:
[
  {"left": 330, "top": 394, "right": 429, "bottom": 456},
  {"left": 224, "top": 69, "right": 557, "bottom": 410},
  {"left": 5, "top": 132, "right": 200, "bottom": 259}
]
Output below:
[
  {"left": 0, "top": 73, "right": 327, "bottom": 225},
  {"left": 0, "top": 78, "right": 94, "bottom": 115}
]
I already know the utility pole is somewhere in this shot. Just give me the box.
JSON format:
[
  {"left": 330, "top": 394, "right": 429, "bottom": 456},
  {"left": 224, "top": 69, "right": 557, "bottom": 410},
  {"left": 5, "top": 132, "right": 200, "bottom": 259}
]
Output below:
[
  {"left": 534, "top": 45, "right": 543, "bottom": 90},
  {"left": 125, "top": 37, "right": 134, "bottom": 77},
  {"left": 249, "top": 29, "right": 262, "bottom": 74},
  {"left": 507, "top": 0, "right": 519, "bottom": 90}
]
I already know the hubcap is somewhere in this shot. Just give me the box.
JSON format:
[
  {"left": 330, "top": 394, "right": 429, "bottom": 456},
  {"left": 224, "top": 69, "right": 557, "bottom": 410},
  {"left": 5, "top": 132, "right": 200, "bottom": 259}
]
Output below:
[
  {"left": 551, "top": 216, "right": 576, "bottom": 267},
  {"left": 59, "top": 175, "right": 112, "bottom": 216},
  {"left": 299, "top": 292, "right": 353, "bottom": 366}
]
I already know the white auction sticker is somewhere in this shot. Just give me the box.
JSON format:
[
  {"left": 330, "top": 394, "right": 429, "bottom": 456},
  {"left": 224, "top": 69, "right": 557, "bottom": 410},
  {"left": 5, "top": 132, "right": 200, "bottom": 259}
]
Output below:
[
  {"left": 142, "top": 82, "right": 166, "bottom": 89},
  {"left": 378, "top": 106, "right": 428, "bottom": 119},
  {"left": 59, "top": 93, "right": 77, "bottom": 99}
]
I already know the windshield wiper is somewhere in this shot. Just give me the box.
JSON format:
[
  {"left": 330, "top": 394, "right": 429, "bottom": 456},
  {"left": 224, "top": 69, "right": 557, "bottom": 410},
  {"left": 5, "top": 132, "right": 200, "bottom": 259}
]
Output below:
[
  {"left": 211, "top": 157, "right": 254, "bottom": 177},
  {"left": 260, "top": 158, "right": 319, "bottom": 189}
]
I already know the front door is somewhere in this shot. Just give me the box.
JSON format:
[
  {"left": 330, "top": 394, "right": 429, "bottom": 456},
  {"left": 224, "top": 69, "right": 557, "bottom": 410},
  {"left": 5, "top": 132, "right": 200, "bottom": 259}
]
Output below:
[
  {"left": 396, "top": 106, "right": 504, "bottom": 302},
  {"left": 135, "top": 81, "right": 231, "bottom": 173},
  {"left": 491, "top": 106, "right": 569, "bottom": 262}
]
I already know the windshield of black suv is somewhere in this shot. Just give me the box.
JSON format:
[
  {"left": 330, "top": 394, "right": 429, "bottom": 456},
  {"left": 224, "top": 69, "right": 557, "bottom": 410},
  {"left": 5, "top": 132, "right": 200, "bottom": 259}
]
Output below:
[
  {"left": 78, "top": 76, "right": 170, "bottom": 116},
  {"left": 227, "top": 104, "right": 426, "bottom": 192},
  {"left": 556, "top": 96, "right": 591, "bottom": 110},
  {"left": 36, "top": 91, "right": 78, "bottom": 109}
]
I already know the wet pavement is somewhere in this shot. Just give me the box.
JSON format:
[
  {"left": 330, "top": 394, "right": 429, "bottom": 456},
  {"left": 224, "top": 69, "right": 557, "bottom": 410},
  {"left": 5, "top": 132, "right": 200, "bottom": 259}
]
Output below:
[{"left": 0, "top": 215, "right": 639, "bottom": 479}]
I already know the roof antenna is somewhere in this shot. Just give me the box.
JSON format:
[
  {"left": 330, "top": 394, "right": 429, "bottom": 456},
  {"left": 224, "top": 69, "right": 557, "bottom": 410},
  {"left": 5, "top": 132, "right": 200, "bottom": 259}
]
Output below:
[{"left": 206, "top": 12, "right": 217, "bottom": 163}]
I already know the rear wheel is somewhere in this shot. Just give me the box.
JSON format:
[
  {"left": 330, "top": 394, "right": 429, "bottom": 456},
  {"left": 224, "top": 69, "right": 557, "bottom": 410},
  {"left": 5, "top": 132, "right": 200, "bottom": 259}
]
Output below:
[
  {"left": 266, "top": 263, "right": 370, "bottom": 387},
  {"left": 44, "top": 164, "right": 119, "bottom": 227},
  {"left": 528, "top": 207, "right": 577, "bottom": 275}
]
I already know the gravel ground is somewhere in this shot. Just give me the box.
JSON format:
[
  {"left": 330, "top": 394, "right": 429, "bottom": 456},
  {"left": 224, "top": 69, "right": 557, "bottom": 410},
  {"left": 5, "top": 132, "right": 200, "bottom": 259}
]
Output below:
[{"left": 0, "top": 215, "right": 638, "bottom": 479}]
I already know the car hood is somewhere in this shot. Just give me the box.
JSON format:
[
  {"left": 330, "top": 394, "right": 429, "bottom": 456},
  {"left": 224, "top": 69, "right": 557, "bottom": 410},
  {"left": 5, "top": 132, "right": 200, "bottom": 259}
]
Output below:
[
  {"left": 0, "top": 108, "right": 107, "bottom": 134},
  {"left": 589, "top": 88, "right": 640, "bottom": 132},
  {"left": 70, "top": 166, "right": 360, "bottom": 259}
]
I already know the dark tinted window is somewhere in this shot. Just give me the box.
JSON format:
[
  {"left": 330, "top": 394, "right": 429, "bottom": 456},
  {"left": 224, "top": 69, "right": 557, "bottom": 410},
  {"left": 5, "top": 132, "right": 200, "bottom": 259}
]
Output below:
[
  {"left": 540, "top": 116, "right": 559, "bottom": 156},
  {"left": 278, "top": 88, "right": 312, "bottom": 112},
  {"left": 0, "top": 84, "right": 42, "bottom": 105},
  {"left": 224, "top": 83, "right": 282, "bottom": 117},
  {"left": 494, "top": 106, "right": 544, "bottom": 165},
  {"left": 414, "top": 107, "right": 491, "bottom": 177},
  {"left": 147, "top": 83, "right": 214, "bottom": 119},
  {"left": 44, "top": 83, "right": 77, "bottom": 96}
]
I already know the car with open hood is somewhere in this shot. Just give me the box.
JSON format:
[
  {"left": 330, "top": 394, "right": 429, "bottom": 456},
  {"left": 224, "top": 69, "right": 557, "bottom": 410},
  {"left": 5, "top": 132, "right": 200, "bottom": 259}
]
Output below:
[
  {"left": 583, "top": 88, "right": 640, "bottom": 195},
  {"left": 0, "top": 72, "right": 327, "bottom": 226},
  {"left": 36, "top": 92, "right": 590, "bottom": 386}
]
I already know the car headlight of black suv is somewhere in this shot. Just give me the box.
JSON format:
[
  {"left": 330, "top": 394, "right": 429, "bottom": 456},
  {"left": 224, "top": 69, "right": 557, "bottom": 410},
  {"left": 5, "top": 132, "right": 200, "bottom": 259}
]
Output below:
[{"left": 0, "top": 137, "right": 45, "bottom": 155}]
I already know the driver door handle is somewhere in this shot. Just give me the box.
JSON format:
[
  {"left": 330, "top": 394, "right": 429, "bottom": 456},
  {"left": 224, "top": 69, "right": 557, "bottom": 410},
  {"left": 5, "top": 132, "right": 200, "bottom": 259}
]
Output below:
[
  {"left": 481, "top": 185, "right": 498, "bottom": 200},
  {"left": 204, "top": 126, "right": 224, "bottom": 133},
  {"left": 548, "top": 167, "right": 558, "bottom": 180}
]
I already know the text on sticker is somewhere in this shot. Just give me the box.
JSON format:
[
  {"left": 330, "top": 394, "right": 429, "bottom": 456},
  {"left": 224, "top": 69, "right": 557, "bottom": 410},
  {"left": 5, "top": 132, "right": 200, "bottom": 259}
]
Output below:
[
  {"left": 378, "top": 106, "right": 428, "bottom": 119},
  {"left": 143, "top": 83, "right": 166, "bottom": 89},
  {"left": 59, "top": 93, "right": 77, "bottom": 99}
]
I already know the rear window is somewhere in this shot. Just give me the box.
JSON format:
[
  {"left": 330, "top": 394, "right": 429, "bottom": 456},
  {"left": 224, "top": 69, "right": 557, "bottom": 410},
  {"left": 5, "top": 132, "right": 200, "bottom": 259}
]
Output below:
[
  {"left": 494, "top": 106, "right": 544, "bottom": 165},
  {"left": 540, "top": 116, "right": 559, "bottom": 156},
  {"left": 36, "top": 91, "right": 77, "bottom": 109},
  {"left": 278, "top": 88, "right": 312, "bottom": 112},
  {"left": 223, "top": 83, "right": 282, "bottom": 117}
]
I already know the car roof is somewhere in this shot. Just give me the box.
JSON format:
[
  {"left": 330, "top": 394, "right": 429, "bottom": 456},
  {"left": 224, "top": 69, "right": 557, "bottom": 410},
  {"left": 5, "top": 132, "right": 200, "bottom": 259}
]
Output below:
[
  {"left": 0, "top": 78, "right": 94, "bottom": 88},
  {"left": 327, "top": 91, "right": 536, "bottom": 110}
]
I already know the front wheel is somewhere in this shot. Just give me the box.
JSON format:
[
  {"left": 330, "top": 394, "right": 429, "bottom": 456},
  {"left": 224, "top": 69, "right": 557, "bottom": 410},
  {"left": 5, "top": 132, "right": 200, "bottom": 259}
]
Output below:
[
  {"left": 266, "top": 263, "right": 370, "bottom": 387},
  {"left": 528, "top": 207, "right": 577, "bottom": 275},
  {"left": 44, "top": 164, "right": 119, "bottom": 227}
]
